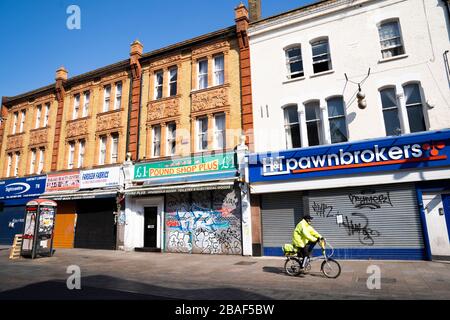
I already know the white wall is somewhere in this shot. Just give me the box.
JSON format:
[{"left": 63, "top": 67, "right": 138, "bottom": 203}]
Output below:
[{"left": 249, "top": 0, "right": 450, "bottom": 153}]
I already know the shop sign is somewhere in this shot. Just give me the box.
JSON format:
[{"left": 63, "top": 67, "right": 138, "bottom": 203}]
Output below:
[
  {"left": 45, "top": 171, "right": 80, "bottom": 192},
  {"left": 133, "top": 153, "right": 236, "bottom": 181},
  {"left": 248, "top": 130, "right": 450, "bottom": 183},
  {"left": 0, "top": 175, "right": 47, "bottom": 200},
  {"left": 80, "top": 167, "right": 121, "bottom": 189}
]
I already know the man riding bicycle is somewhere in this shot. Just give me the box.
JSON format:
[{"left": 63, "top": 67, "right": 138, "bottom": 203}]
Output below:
[{"left": 292, "top": 214, "right": 324, "bottom": 268}]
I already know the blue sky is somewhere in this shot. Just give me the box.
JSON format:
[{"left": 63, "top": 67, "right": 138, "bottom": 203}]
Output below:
[{"left": 0, "top": 0, "right": 314, "bottom": 98}]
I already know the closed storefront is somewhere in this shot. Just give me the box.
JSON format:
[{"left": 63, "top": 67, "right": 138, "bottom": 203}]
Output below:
[
  {"left": 0, "top": 204, "right": 26, "bottom": 245},
  {"left": 249, "top": 130, "right": 450, "bottom": 260},
  {"left": 74, "top": 198, "right": 117, "bottom": 250},
  {"left": 53, "top": 201, "right": 76, "bottom": 249},
  {"left": 260, "top": 192, "right": 303, "bottom": 256}
]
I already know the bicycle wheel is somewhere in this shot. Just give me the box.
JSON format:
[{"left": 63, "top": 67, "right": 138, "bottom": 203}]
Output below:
[
  {"left": 321, "top": 258, "right": 341, "bottom": 279},
  {"left": 284, "top": 258, "right": 302, "bottom": 276}
]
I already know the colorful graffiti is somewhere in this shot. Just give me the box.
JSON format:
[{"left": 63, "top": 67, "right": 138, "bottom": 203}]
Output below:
[{"left": 165, "top": 189, "right": 242, "bottom": 255}]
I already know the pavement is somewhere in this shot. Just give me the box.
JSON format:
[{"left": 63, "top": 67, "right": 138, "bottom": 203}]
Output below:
[{"left": 0, "top": 248, "right": 449, "bottom": 300}]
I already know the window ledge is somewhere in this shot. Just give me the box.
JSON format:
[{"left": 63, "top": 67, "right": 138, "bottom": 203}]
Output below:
[
  {"left": 282, "top": 76, "right": 305, "bottom": 84},
  {"left": 309, "top": 69, "right": 335, "bottom": 78},
  {"left": 378, "top": 54, "right": 408, "bottom": 64}
]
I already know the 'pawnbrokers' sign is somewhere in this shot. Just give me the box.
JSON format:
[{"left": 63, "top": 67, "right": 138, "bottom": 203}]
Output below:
[
  {"left": 133, "top": 153, "right": 236, "bottom": 181},
  {"left": 248, "top": 130, "right": 450, "bottom": 183}
]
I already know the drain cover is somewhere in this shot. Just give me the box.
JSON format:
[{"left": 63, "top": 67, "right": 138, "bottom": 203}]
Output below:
[
  {"left": 234, "top": 261, "right": 257, "bottom": 266},
  {"left": 358, "top": 277, "right": 397, "bottom": 284}
]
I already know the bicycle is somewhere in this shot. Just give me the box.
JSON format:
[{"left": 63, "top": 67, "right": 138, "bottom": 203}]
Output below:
[{"left": 283, "top": 239, "right": 341, "bottom": 279}]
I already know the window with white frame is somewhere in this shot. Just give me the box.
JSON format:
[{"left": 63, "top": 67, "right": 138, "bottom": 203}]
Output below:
[
  {"left": 43, "top": 103, "right": 50, "bottom": 127},
  {"left": 327, "top": 97, "right": 348, "bottom": 143},
  {"left": 19, "top": 110, "right": 26, "bottom": 133},
  {"left": 214, "top": 113, "right": 226, "bottom": 149},
  {"left": 73, "top": 94, "right": 80, "bottom": 119},
  {"left": 311, "top": 39, "right": 332, "bottom": 74},
  {"left": 285, "top": 46, "right": 304, "bottom": 79},
  {"left": 6, "top": 153, "right": 12, "bottom": 178},
  {"left": 304, "top": 101, "right": 323, "bottom": 146},
  {"left": 110, "top": 133, "right": 119, "bottom": 164},
  {"left": 78, "top": 140, "right": 85, "bottom": 168},
  {"left": 155, "top": 71, "right": 163, "bottom": 100},
  {"left": 166, "top": 122, "right": 176, "bottom": 156},
  {"left": 35, "top": 105, "right": 42, "bottom": 129},
  {"left": 30, "top": 149, "right": 36, "bottom": 174},
  {"left": 14, "top": 152, "right": 20, "bottom": 176},
  {"left": 12, "top": 112, "right": 18, "bottom": 134},
  {"left": 68, "top": 142, "right": 75, "bottom": 169},
  {"left": 380, "top": 87, "right": 401, "bottom": 136},
  {"left": 169, "top": 67, "right": 178, "bottom": 97},
  {"left": 197, "top": 117, "right": 208, "bottom": 151},
  {"left": 37, "top": 148, "right": 44, "bottom": 174},
  {"left": 214, "top": 55, "right": 224, "bottom": 86},
  {"left": 284, "top": 105, "right": 301, "bottom": 149},
  {"left": 378, "top": 20, "right": 405, "bottom": 59},
  {"left": 82, "top": 91, "right": 90, "bottom": 117},
  {"left": 114, "top": 82, "right": 122, "bottom": 109},
  {"left": 103, "top": 85, "right": 111, "bottom": 112},
  {"left": 198, "top": 59, "right": 208, "bottom": 89},
  {"left": 403, "top": 83, "right": 426, "bottom": 133},
  {"left": 152, "top": 125, "right": 161, "bottom": 157},
  {"left": 99, "top": 135, "right": 107, "bottom": 165}
]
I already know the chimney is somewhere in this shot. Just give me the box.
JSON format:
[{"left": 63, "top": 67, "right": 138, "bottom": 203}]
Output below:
[
  {"left": 55, "top": 66, "right": 68, "bottom": 81},
  {"left": 248, "top": 0, "right": 261, "bottom": 22},
  {"left": 235, "top": 3, "right": 249, "bottom": 35},
  {"left": 130, "top": 40, "right": 143, "bottom": 79},
  {"left": 130, "top": 40, "right": 143, "bottom": 57}
]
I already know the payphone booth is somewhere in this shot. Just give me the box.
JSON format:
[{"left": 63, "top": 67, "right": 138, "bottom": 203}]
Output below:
[{"left": 21, "top": 199, "right": 57, "bottom": 259}]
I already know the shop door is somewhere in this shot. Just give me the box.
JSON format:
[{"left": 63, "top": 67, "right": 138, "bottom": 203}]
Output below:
[
  {"left": 53, "top": 202, "right": 76, "bottom": 249},
  {"left": 74, "top": 198, "right": 116, "bottom": 250},
  {"left": 144, "top": 207, "right": 157, "bottom": 248},
  {"left": 0, "top": 205, "right": 25, "bottom": 245},
  {"left": 423, "top": 193, "right": 450, "bottom": 260}
]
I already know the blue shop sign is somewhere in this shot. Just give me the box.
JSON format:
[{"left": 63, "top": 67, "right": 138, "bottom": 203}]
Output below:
[
  {"left": 0, "top": 175, "right": 47, "bottom": 200},
  {"left": 248, "top": 130, "right": 450, "bottom": 183}
]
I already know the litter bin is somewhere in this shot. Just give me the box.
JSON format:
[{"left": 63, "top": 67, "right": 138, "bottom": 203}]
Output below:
[{"left": 21, "top": 199, "right": 57, "bottom": 259}]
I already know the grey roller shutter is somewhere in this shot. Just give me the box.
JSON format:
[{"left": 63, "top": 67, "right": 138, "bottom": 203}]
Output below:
[
  {"left": 261, "top": 192, "right": 303, "bottom": 249},
  {"left": 306, "top": 183, "right": 424, "bottom": 259}
]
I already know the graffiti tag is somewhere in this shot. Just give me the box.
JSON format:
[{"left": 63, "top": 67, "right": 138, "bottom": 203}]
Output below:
[
  {"left": 342, "top": 213, "right": 381, "bottom": 246},
  {"left": 348, "top": 190, "right": 393, "bottom": 210}
]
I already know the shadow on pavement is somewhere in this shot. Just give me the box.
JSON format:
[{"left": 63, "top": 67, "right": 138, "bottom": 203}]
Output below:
[{"left": 0, "top": 275, "right": 273, "bottom": 300}]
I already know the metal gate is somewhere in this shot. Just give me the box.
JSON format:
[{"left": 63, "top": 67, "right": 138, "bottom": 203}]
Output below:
[
  {"left": 306, "top": 183, "right": 425, "bottom": 260},
  {"left": 261, "top": 192, "right": 303, "bottom": 256}
]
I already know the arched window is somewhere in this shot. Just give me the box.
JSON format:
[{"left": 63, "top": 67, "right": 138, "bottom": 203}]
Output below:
[
  {"left": 311, "top": 38, "right": 332, "bottom": 73},
  {"left": 283, "top": 105, "right": 301, "bottom": 149},
  {"left": 379, "top": 87, "right": 401, "bottom": 136},
  {"left": 285, "top": 45, "right": 304, "bottom": 79},
  {"left": 304, "top": 100, "right": 323, "bottom": 146},
  {"left": 378, "top": 19, "right": 405, "bottom": 59},
  {"left": 403, "top": 83, "right": 426, "bottom": 133},
  {"left": 326, "top": 97, "right": 348, "bottom": 143}
]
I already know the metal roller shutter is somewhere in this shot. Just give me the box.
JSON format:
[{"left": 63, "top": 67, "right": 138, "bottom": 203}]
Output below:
[
  {"left": 306, "top": 183, "right": 425, "bottom": 260},
  {"left": 261, "top": 192, "right": 303, "bottom": 255}
]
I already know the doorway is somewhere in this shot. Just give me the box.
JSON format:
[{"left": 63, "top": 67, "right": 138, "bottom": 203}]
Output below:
[
  {"left": 144, "top": 207, "right": 158, "bottom": 248},
  {"left": 423, "top": 193, "right": 450, "bottom": 260}
]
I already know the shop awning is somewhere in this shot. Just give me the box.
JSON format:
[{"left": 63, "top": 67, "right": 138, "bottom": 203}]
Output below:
[
  {"left": 125, "top": 179, "right": 236, "bottom": 196},
  {"left": 40, "top": 189, "right": 118, "bottom": 201}
]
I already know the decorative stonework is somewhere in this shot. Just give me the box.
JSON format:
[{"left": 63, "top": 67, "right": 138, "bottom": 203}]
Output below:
[
  {"left": 66, "top": 118, "right": 88, "bottom": 138},
  {"left": 101, "top": 71, "right": 128, "bottom": 83},
  {"left": 6, "top": 134, "right": 24, "bottom": 150},
  {"left": 147, "top": 98, "right": 180, "bottom": 122},
  {"left": 150, "top": 55, "right": 182, "bottom": 69},
  {"left": 71, "top": 81, "right": 94, "bottom": 92},
  {"left": 97, "top": 111, "right": 122, "bottom": 132},
  {"left": 29, "top": 128, "right": 48, "bottom": 146},
  {"left": 192, "top": 87, "right": 229, "bottom": 113},
  {"left": 192, "top": 41, "right": 229, "bottom": 57}
]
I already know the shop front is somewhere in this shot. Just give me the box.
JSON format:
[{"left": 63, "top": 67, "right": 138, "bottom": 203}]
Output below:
[
  {"left": 248, "top": 130, "right": 450, "bottom": 260},
  {"left": 124, "top": 152, "right": 244, "bottom": 255},
  {"left": 43, "top": 167, "right": 121, "bottom": 250},
  {"left": 0, "top": 175, "right": 47, "bottom": 245}
]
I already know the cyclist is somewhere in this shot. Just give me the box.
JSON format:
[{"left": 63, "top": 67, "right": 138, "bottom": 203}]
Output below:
[{"left": 292, "top": 214, "right": 324, "bottom": 268}]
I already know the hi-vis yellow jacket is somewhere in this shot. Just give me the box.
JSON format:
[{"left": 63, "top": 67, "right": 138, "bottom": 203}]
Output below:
[{"left": 292, "top": 219, "right": 322, "bottom": 248}]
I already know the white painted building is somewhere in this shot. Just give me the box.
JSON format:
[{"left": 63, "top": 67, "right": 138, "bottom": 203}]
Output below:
[
  {"left": 246, "top": 0, "right": 450, "bottom": 261},
  {"left": 249, "top": 0, "right": 450, "bottom": 153}
]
